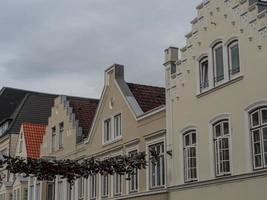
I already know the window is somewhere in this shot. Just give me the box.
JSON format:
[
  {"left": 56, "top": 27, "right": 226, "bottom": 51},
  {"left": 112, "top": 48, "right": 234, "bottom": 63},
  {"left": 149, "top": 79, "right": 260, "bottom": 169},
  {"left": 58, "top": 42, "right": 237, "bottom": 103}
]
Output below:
[
  {"left": 51, "top": 127, "right": 56, "bottom": 152},
  {"left": 13, "top": 190, "right": 16, "bottom": 200},
  {"left": 47, "top": 182, "right": 54, "bottom": 200},
  {"left": 113, "top": 173, "right": 122, "bottom": 196},
  {"left": 129, "top": 150, "right": 138, "bottom": 192},
  {"left": 29, "top": 185, "right": 34, "bottom": 200},
  {"left": 213, "top": 42, "right": 224, "bottom": 83},
  {"left": 59, "top": 122, "right": 64, "bottom": 148},
  {"left": 149, "top": 142, "right": 165, "bottom": 188},
  {"left": 228, "top": 41, "right": 240, "bottom": 76},
  {"left": 104, "top": 119, "right": 111, "bottom": 143},
  {"left": 90, "top": 175, "right": 96, "bottom": 199},
  {"left": 67, "top": 183, "right": 73, "bottom": 200},
  {"left": 58, "top": 181, "right": 63, "bottom": 200},
  {"left": 213, "top": 120, "right": 231, "bottom": 176},
  {"left": 183, "top": 130, "right": 198, "bottom": 182},
  {"left": 199, "top": 57, "right": 209, "bottom": 91},
  {"left": 36, "top": 184, "right": 40, "bottom": 200},
  {"left": 23, "top": 189, "right": 27, "bottom": 200},
  {"left": 101, "top": 175, "right": 108, "bottom": 197},
  {"left": 0, "top": 121, "right": 9, "bottom": 136},
  {"left": 114, "top": 114, "right": 122, "bottom": 138},
  {"left": 19, "top": 139, "right": 23, "bottom": 153},
  {"left": 170, "top": 63, "right": 176, "bottom": 75},
  {"left": 250, "top": 107, "right": 267, "bottom": 169},
  {"left": 77, "top": 177, "right": 84, "bottom": 199}
]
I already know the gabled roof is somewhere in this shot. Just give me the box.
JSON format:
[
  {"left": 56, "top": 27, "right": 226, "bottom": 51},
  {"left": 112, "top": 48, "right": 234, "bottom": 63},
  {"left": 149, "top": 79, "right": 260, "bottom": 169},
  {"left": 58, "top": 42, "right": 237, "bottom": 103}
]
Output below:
[
  {"left": 22, "top": 123, "right": 46, "bottom": 159},
  {"left": 127, "top": 83, "right": 165, "bottom": 113},
  {"left": 67, "top": 97, "right": 99, "bottom": 138}
]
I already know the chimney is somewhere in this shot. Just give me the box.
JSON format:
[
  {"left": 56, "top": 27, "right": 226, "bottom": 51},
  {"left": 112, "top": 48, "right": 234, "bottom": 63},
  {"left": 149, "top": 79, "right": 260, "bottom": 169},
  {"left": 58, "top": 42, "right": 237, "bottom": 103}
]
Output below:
[{"left": 164, "top": 47, "right": 179, "bottom": 66}]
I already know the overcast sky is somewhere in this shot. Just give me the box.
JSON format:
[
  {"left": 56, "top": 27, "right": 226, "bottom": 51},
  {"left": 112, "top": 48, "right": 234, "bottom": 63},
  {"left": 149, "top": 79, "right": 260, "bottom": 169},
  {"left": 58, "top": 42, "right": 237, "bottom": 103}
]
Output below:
[{"left": 0, "top": 0, "right": 200, "bottom": 98}]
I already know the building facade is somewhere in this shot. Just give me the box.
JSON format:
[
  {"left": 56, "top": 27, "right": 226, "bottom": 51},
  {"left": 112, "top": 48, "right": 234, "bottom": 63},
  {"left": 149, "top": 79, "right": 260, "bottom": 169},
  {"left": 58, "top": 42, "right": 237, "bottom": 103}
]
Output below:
[{"left": 164, "top": 0, "right": 267, "bottom": 199}]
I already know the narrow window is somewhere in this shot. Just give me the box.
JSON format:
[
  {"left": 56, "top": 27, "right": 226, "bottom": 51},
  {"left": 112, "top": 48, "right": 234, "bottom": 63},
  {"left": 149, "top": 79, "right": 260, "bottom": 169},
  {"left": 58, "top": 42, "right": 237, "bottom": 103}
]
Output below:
[
  {"left": 170, "top": 63, "right": 176, "bottom": 75},
  {"left": 17, "top": 189, "right": 20, "bottom": 200},
  {"left": 59, "top": 122, "right": 64, "bottom": 148},
  {"left": 36, "top": 183, "right": 40, "bottom": 200},
  {"left": 101, "top": 175, "right": 108, "bottom": 197},
  {"left": 213, "top": 42, "right": 224, "bottom": 83},
  {"left": 250, "top": 107, "right": 267, "bottom": 169},
  {"left": 114, "top": 114, "right": 122, "bottom": 138},
  {"left": 129, "top": 150, "right": 138, "bottom": 192},
  {"left": 228, "top": 41, "right": 240, "bottom": 76},
  {"left": 29, "top": 185, "right": 34, "bottom": 200},
  {"left": 51, "top": 127, "right": 56, "bottom": 152},
  {"left": 58, "top": 181, "right": 63, "bottom": 200},
  {"left": 199, "top": 57, "right": 209, "bottom": 91},
  {"left": 90, "top": 175, "right": 97, "bottom": 200},
  {"left": 47, "top": 182, "right": 54, "bottom": 200},
  {"left": 77, "top": 177, "right": 84, "bottom": 200},
  {"left": 149, "top": 142, "right": 165, "bottom": 188},
  {"left": 183, "top": 130, "right": 198, "bottom": 182},
  {"left": 67, "top": 182, "right": 73, "bottom": 200},
  {"left": 104, "top": 119, "right": 111, "bottom": 143},
  {"left": 23, "top": 189, "right": 28, "bottom": 200},
  {"left": 13, "top": 190, "right": 16, "bottom": 200},
  {"left": 113, "top": 173, "right": 122, "bottom": 196},
  {"left": 19, "top": 139, "right": 23, "bottom": 153},
  {"left": 213, "top": 120, "right": 231, "bottom": 176}
]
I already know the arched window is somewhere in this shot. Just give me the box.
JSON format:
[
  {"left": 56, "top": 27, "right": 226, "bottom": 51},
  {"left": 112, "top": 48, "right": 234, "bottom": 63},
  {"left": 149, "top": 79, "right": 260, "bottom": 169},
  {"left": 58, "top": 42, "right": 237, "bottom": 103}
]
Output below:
[
  {"left": 183, "top": 130, "right": 198, "bottom": 182},
  {"left": 199, "top": 56, "right": 209, "bottom": 91},
  {"left": 213, "top": 119, "right": 231, "bottom": 176},
  {"left": 249, "top": 107, "right": 267, "bottom": 169},
  {"left": 228, "top": 40, "right": 240, "bottom": 77},
  {"left": 213, "top": 42, "right": 224, "bottom": 83}
]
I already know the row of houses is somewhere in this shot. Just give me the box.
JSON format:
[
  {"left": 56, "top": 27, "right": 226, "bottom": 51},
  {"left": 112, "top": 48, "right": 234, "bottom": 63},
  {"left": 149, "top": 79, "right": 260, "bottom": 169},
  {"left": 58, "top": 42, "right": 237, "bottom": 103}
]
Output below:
[{"left": 0, "top": 0, "right": 266, "bottom": 199}]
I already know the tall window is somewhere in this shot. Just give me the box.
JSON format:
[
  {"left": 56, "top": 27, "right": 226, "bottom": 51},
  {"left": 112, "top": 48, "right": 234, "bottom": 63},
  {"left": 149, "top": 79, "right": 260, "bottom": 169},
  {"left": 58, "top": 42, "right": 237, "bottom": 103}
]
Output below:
[
  {"left": 183, "top": 130, "right": 197, "bottom": 182},
  {"left": 149, "top": 142, "right": 165, "bottom": 188},
  {"left": 213, "top": 42, "right": 224, "bottom": 83},
  {"left": 77, "top": 177, "right": 84, "bottom": 200},
  {"left": 213, "top": 120, "right": 231, "bottom": 176},
  {"left": 90, "top": 175, "right": 96, "bottom": 200},
  {"left": 228, "top": 41, "right": 240, "bottom": 76},
  {"left": 59, "top": 122, "right": 64, "bottom": 148},
  {"left": 51, "top": 127, "right": 56, "bottom": 152},
  {"left": 104, "top": 119, "right": 111, "bottom": 143},
  {"left": 199, "top": 57, "right": 209, "bottom": 91},
  {"left": 29, "top": 185, "right": 34, "bottom": 200},
  {"left": 114, "top": 114, "right": 122, "bottom": 138},
  {"left": 58, "top": 181, "right": 63, "bottom": 200},
  {"left": 19, "top": 134, "right": 23, "bottom": 153},
  {"left": 101, "top": 175, "right": 108, "bottom": 197},
  {"left": 250, "top": 107, "right": 267, "bottom": 169},
  {"left": 47, "top": 182, "right": 54, "bottom": 200},
  {"left": 129, "top": 150, "right": 138, "bottom": 192},
  {"left": 67, "top": 183, "right": 73, "bottom": 200},
  {"left": 23, "top": 189, "right": 27, "bottom": 200},
  {"left": 113, "top": 173, "right": 122, "bottom": 196},
  {"left": 36, "top": 184, "right": 40, "bottom": 200},
  {"left": 13, "top": 190, "right": 17, "bottom": 200},
  {"left": 170, "top": 63, "right": 176, "bottom": 75}
]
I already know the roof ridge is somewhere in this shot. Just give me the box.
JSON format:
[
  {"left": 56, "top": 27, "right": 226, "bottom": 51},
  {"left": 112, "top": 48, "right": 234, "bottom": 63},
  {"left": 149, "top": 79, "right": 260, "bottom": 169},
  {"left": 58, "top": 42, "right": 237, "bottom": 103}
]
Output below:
[{"left": 126, "top": 82, "right": 165, "bottom": 90}]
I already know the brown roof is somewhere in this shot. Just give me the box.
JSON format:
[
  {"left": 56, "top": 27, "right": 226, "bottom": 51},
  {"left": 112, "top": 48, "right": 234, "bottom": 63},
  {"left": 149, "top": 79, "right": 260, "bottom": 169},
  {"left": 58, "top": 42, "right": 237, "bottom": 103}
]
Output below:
[
  {"left": 127, "top": 83, "right": 165, "bottom": 113},
  {"left": 22, "top": 123, "right": 46, "bottom": 159},
  {"left": 67, "top": 97, "right": 99, "bottom": 137}
]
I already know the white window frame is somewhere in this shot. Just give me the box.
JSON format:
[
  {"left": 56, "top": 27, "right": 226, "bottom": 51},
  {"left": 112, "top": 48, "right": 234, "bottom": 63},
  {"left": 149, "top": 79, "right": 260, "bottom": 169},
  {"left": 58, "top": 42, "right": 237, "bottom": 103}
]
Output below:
[
  {"left": 36, "top": 183, "right": 40, "bottom": 200},
  {"left": 113, "top": 173, "right": 122, "bottom": 196},
  {"left": 146, "top": 138, "right": 166, "bottom": 189},
  {"left": 127, "top": 149, "right": 139, "bottom": 193},
  {"left": 213, "top": 42, "right": 225, "bottom": 84},
  {"left": 103, "top": 118, "right": 112, "bottom": 144},
  {"left": 213, "top": 120, "right": 231, "bottom": 176},
  {"left": 77, "top": 177, "right": 84, "bottom": 200},
  {"left": 183, "top": 130, "right": 198, "bottom": 183},
  {"left": 114, "top": 114, "right": 122, "bottom": 139},
  {"left": 51, "top": 126, "right": 56, "bottom": 152},
  {"left": 47, "top": 182, "right": 54, "bottom": 200},
  {"left": 249, "top": 107, "right": 267, "bottom": 169},
  {"left": 101, "top": 175, "right": 108, "bottom": 198},
  {"left": 228, "top": 40, "right": 240, "bottom": 79},
  {"left": 199, "top": 57, "right": 209, "bottom": 92},
  {"left": 90, "top": 174, "right": 97, "bottom": 200},
  {"left": 103, "top": 113, "right": 123, "bottom": 145}
]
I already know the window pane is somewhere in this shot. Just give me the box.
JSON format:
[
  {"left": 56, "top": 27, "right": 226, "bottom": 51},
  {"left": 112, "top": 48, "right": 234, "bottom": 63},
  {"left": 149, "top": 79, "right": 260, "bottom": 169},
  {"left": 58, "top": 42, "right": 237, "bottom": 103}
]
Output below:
[
  {"left": 185, "top": 135, "right": 190, "bottom": 146},
  {"left": 253, "top": 130, "right": 260, "bottom": 142},
  {"left": 262, "top": 109, "right": 267, "bottom": 124},
  {"left": 255, "top": 155, "right": 262, "bottom": 167},
  {"left": 191, "top": 133, "right": 196, "bottom": 144},
  {"left": 223, "top": 122, "right": 229, "bottom": 135},
  {"left": 230, "top": 43, "right": 240, "bottom": 74},
  {"left": 254, "top": 143, "right": 261, "bottom": 154},
  {"left": 215, "top": 124, "right": 221, "bottom": 137},
  {"left": 263, "top": 127, "right": 267, "bottom": 140},
  {"left": 215, "top": 45, "right": 224, "bottom": 82},
  {"left": 252, "top": 112, "right": 260, "bottom": 127}
]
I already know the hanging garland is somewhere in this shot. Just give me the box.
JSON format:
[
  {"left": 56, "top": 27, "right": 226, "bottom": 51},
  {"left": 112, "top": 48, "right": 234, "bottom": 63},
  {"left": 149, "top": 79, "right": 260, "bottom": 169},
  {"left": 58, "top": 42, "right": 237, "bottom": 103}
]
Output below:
[{"left": 0, "top": 149, "right": 160, "bottom": 184}]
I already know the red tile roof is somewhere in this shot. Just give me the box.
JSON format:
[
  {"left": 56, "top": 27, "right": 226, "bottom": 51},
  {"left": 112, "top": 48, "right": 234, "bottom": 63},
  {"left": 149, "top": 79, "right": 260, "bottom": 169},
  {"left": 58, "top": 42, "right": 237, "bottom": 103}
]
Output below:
[
  {"left": 22, "top": 123, "right": 46, "bottom": 159},
  {"left": 127, "top": 83, "right": 165, "bottom": 113},
  {"left": 68, "top": 97, "right": 99, "bottom": 138}
]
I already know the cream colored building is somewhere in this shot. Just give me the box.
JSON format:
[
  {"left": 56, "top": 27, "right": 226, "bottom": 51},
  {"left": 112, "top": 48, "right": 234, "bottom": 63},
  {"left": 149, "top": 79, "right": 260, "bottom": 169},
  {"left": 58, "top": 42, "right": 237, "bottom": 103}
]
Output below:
[
  {"left": 164, "top": 0, "right": 267, "bottom": 199},
  {"left": 37, "top": 64, "right": 167, "bottom": 200}
]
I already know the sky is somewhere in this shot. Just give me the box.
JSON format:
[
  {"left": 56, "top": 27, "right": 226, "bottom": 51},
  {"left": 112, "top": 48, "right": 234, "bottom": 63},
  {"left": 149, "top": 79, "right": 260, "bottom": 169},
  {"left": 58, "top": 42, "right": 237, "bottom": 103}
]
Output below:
[{"left": 0, "top": 0, "right": 200, "bottom": 98}]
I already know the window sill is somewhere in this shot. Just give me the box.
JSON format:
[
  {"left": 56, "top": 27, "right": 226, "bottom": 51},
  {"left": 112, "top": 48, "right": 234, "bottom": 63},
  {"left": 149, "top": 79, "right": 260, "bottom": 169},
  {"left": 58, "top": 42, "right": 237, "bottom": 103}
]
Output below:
[
  {"left": 197, "top": 75, "right": 243, "bottom": 98},
  {"left": 102, "top": 137, "right": 123, "bottom": 147}
]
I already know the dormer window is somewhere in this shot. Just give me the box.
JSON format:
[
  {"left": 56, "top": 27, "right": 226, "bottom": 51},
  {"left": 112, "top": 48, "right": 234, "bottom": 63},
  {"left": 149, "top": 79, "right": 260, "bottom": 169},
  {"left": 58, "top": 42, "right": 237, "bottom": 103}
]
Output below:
[
  {"left": 199, "top": 57, "right": 209, "bottom": 91},
  {"left": 228, "top": 40, "right": 240, "bottom": 77},
  {"left": 213, "top": 42, "right": 224, "bottom": 83}
]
